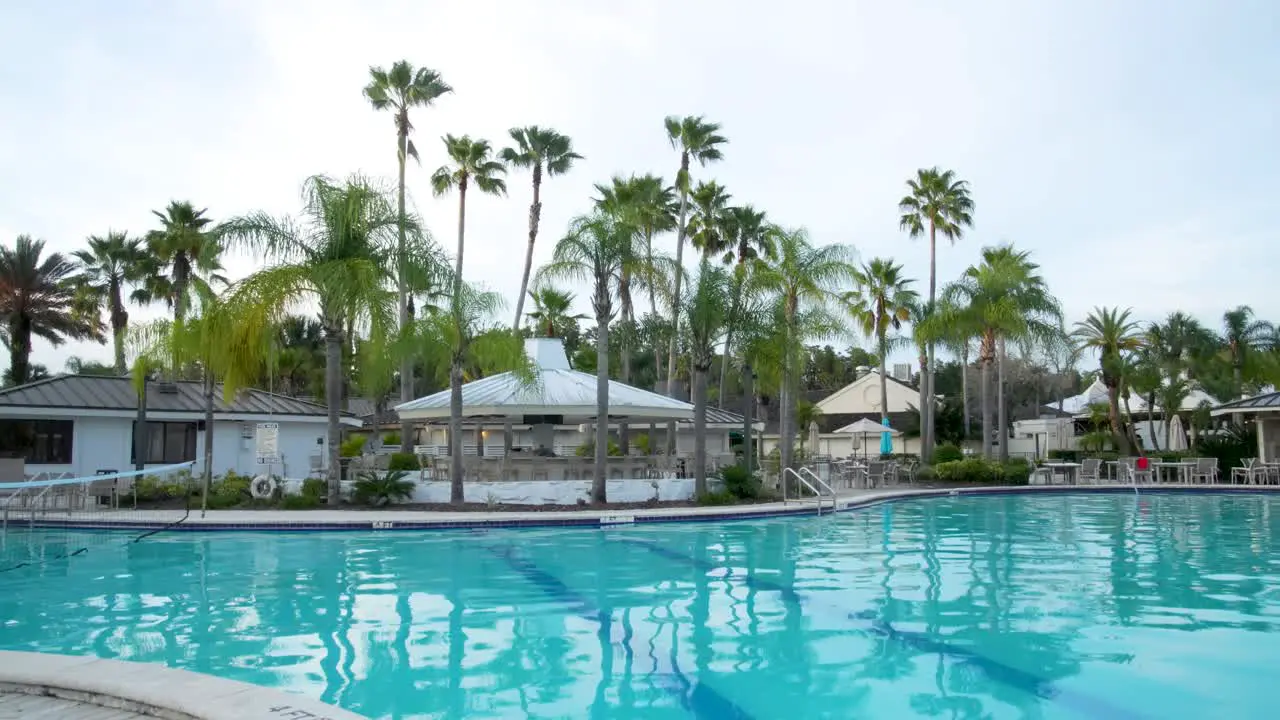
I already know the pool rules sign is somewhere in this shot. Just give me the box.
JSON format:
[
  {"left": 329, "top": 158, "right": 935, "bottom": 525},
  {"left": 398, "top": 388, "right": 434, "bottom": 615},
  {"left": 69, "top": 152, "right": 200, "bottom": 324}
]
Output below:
[{"left": 256, "top": 422, "right": 280, "bottom": 465}]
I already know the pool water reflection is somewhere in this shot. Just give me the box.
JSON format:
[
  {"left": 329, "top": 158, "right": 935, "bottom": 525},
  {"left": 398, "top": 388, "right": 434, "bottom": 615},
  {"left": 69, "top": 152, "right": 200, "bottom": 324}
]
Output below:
[{"left": 1, "top": 493, "right": 1278, "bottom": 718}]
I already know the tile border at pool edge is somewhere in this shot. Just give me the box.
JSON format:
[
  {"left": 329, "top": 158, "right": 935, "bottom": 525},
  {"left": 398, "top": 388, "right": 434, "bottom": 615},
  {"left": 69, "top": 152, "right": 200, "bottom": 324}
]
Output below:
[
  {"left": 18, "top": 484, "right": 1280, "bottom": 533},
  {"left": 0, "top": 650, "right": 367, "bottom": 719}
]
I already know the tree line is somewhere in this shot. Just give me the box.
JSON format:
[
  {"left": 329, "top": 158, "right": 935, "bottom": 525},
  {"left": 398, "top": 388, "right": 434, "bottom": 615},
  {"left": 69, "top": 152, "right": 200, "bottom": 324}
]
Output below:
[{"left": 3, "top": 58, "right": 1277, "bottom": 505}]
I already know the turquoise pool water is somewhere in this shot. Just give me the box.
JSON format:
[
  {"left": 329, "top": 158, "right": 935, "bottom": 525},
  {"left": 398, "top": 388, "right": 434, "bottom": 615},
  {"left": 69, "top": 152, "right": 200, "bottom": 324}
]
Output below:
[{"left": 1, "top": 493, "right": 1278, "bottom": 718}]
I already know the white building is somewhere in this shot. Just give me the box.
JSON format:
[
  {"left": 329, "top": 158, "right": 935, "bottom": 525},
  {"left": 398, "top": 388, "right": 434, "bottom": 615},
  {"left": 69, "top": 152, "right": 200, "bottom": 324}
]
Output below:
[
  {"left": 813, "top": 368, "right": 922, "bottom": 416},
  {"left": 0, "top": 375, "right": 359, "bottom": 480}
]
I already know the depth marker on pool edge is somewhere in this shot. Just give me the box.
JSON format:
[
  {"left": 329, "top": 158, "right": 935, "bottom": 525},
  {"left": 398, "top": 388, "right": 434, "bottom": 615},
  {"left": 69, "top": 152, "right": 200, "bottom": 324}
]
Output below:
[
  {"left": 483, "top": 543, "right": 755, "bottom": 720},
  {"left": 621, "top": 538, "right": 1147, "bottom": 720}
]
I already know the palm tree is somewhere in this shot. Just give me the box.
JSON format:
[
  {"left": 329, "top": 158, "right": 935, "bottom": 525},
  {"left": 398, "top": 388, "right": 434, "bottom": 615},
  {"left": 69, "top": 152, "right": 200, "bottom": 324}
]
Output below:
[
  {"left": 846, "top": 259, "right": 918, "bottom": 425},
  {"left": 363, "top": 60, "right": 453, "bottom": 454},
  {"left": 218, "top": 175, "right": 404, "bottom": 503},
  {"left": 716, "top": 206, "right": 774, "bottom": 407},
  {"left": 525, "top": 284, "right": 587, "bottom": 338},
  {"left": 538, "top": 213, "right": 640, "bottom": 503},
  {"left": 687, "top": 181, "right": 733, "bottom": 260},
  {"left": 1072, "top": 307, "right": 1144, "bottom": 454},
  {"left": 942, "top": 246, "right": 1061, "bottom": 458},
  {"left": 146, "top": 201, "right": 225, "bottom": 323},
  {"left": 500, "top": 126, "right": 583, "bottom": 332},
  {"left": 663, "top": 116, "right": 727, "bottom": 401},
  {"left": 72, "top": 231, "right": 150, "bottom": 373},
  {"left": 1221, "top": 305, "right": 1273, "bottom": 400},
  {"left": 683, "top": 259, "right": 734, "bottom": 495},
  {"left": 898, "top": 168, "right": 974, "bottom": 460},
  {"left": 431, "top": 135, "right": 508, "bottom": 298},
  {"left": 0, "top": 236, "right": 102, "bottom": 385},
  {"left": 753, "top": 228, "right": 855, "bottom": 471}
]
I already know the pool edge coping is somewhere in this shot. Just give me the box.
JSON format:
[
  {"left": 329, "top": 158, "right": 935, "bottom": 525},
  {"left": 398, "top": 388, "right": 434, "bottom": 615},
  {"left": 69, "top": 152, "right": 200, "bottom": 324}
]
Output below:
[
  {"left": 0, "top": 650, "right": 366, "bottom": 719},
  {"left": 13, "top": 483, "right": 1280, "bottom": 532}
]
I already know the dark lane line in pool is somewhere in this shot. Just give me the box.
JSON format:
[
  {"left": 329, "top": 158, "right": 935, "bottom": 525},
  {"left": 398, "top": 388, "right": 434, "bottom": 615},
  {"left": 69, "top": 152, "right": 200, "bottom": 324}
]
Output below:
[
  {"left": 482, "top": 543, "right": 754, "bottom": 720},
  {"left": 620, "top": 538, "right": 1147, "bottom": 720}
]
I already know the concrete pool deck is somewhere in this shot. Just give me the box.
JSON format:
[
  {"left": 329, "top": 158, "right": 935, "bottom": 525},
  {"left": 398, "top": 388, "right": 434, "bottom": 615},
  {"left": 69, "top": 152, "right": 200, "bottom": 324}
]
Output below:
[
  {"left": 0, "top": 651, "right": 365, "bottom": 719},
  {"left": 11, "top": 483, "right": 1278, "bottom": 531}
]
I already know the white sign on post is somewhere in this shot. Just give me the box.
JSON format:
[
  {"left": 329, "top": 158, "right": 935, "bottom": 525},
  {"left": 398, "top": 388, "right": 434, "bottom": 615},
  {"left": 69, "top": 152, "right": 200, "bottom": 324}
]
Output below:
[{"left": 256, "top": 422, "right": 280, "bottom": 465}]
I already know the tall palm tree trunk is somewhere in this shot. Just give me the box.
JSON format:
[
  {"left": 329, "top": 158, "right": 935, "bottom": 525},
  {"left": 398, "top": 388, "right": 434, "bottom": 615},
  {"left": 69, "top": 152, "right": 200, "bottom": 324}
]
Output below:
[
  {"left": 779, "top": 315, "right": 796, "bottom": 475},
  {"left": 879, "top": 336, "right": 890, "bottom": 425},
  {"left": 716, "top": 272, "right": 743, "bottom": 409},
  {"left": 324, "top": 325, "right": 343, "bottom": 504},
  {"left": 449, "top": 358, "right": 464, "bottom": 503},
  {"left": 8, "top": 319, "right": 31, "bottom": 386},
  {"left": 665, "top": 163, "right": 690, "bottom": 456},
  {"left": 512, "top": 166, "right": 543, "bottom": 331},
  {"left": 997, "top": 337, "right": 1008, "bottom": 462},
  {"left": 619, "top": 277, "right": 633, "bottom": 455},
  {"left": 924, "top": 221, "right": 938, "bottom": 462},
  {"left": 1107, "top": 387, "right": 1128, "bottom": 454},
  {"left": 917, "top": 348, "right": 928, "bottom": 450},
  {"left": 110, "top": 283, "right": 128, "bottom": 374},
  {"left": 742, "top": 363, "right": 754, "bottom": 477},
  {"left": 961, "top": 343, "right": 971, "bottom": 441},
  {"left": 645, "top": 226, "right": 662, "bottom": 383},
  {"left": 201, "top": 373, "right": 215, "bottom": 513},
  {"left": 397, "top": 130, "right": 414, "bottom": 454},
  {"left": 593, "top": 308, "right": 610, "bottom": 504},
  {"left": 134, "top": 377, "right": 148, "bottom": 473},
  {"left": 693, "top": 364, "right": 708, "bottom": 496},
  {"left": 980, "top": 341, "right": 993, "bottom": 459}
]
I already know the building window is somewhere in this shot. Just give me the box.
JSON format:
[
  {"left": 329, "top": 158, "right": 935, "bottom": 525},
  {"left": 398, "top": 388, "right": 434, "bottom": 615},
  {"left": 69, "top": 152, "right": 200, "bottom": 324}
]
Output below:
[
  {"left": 0, "top": 419, "right": 74, "bottom": 464},
  {"left": 131, "top": 422, "right": 198, "bottom": 464}
]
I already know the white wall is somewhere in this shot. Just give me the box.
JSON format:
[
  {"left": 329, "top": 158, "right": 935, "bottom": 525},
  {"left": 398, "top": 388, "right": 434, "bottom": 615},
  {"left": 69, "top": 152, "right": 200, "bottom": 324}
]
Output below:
[{"left": 760, "top": 433, "right": 921, "bottom": 458}]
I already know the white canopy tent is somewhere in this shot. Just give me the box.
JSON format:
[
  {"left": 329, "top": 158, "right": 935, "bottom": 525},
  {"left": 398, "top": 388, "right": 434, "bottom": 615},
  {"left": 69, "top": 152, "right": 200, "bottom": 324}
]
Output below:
[{"left": 1047, "top": 378, "right": 1219, "bottom": 418}]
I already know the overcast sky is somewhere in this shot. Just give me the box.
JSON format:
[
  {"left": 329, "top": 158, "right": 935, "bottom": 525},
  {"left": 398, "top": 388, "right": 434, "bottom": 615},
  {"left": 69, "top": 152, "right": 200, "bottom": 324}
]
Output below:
[{"left": 2, "top": 0, "right": 1276, "bottom": 374}]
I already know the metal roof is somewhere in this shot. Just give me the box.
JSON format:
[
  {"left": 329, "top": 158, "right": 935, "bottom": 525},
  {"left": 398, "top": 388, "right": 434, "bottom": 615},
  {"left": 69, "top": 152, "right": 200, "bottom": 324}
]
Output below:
[
  {"left": 1211, "top": 391, "right": 1280, "bottom": 416},
  {"left": 0, "top": 375, "right": 354, "bottom": 419},
  {"left": 396, "top": 338, "right": 694, "bottom": 421},
  {"left": 676, "top": 406, "right": 765, "bottom": 430}
]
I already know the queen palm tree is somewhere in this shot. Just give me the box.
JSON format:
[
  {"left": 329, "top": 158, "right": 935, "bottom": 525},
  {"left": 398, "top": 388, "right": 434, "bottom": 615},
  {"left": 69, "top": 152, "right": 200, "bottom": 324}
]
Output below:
[
  {"left": 687, "top": 181, "right": 733, "bottom": 260},
  {"left": 0, "top": 235, "right": 102, "bottom": 385},
  {"left": 146, "top": 201, "right": 225, "bottom": 323},
  {"left": 500, "top": 126, "right": 582, "bottom": 333},
  {"left": 525, "top": 284, "right": 587, "bottom": 338},
  {"left": 683, "top": 259, "right": 737, "bottom": 495},
  {"left": 538, "top": 213, "right": 640, "bottom": 503},
  {"left": 898, "top": 168, "right": 974, "bottom": 460},
  {"left": 846, "top": 259, "right": 918, "bottom": 425},
  {"left": 663, "top": 116, "right": 727, "bottom": 400},
  {"left": 218, "top": 175, "right": 405, "bottom": 503},
  {"left": 942, "top": 246, "right": 1061, "bottom": 458},
  {"left": 72, "top": 231, "right": 150, "bottom": 373},
  {"left": 753, "top": 228, "right": 855, "bottom": 471},
  {"left": 1221, "top": 305, "right": 1273, "bottom": 400},
  {"left": 1072, "top": 307, "right": 1144, "bottom": 454},
  {"left": 363, "top": 60, "right": 453, "bottom": 453},
  {"left": 716, "top": 206, "right": 774, "bottom": 407}
]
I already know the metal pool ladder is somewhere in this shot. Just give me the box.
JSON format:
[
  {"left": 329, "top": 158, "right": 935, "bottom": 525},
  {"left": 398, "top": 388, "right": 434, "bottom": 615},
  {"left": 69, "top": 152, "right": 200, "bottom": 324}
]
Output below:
[{"left": 783, "top": 467, "right": 838, "bottom": 515}]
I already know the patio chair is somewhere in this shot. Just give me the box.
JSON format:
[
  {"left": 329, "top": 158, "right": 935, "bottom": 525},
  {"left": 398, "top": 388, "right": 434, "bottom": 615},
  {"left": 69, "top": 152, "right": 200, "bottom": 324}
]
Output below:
[
  {"left": 1190, "top": 457, "right": 1219, "bottom": 484},
  {"left": 866, "top": 462, "right": 887, "bottom": 488},
  {"left": 898, "top": 458, "right": 918, "bottom": 485},
  {"left": 1231, "top": 459, "right": 1267, "bottom": 485},
  {"left": 1078, "top": 458, "right": 1102, "bottom": 485},
  {"left": 1120, "top": 457, "right": 1151, "bottom": 485}
]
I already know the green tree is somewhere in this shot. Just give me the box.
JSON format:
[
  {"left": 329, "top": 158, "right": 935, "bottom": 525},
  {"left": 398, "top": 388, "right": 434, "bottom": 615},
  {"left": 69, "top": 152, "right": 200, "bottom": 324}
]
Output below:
[
  {"left": 898, "top": 168, "right": 974, "bottom": 460},
  {"left": 1072, "top": 306, "right": 1144, "bottom": 454},
  {"left": 525, "top": 284, "right": 587, "bottom": 339},
  {"left": 753, "top": 228, "right": 855, "bottom": 471},
  {"left": 500, "top": 126, "right": 582, "bottom": 332},
  {"left": 431, "top": 135, "right": 508, "bottom": 300},
  {"left": 716, "top": 206, "right": 775, "bottom": 407},
  {"left": 0, "top": 235, "right": 102, "bottom": 386},
  {"left": 942, "top": 246, "right": 1061, "bottom": 458},
  {"left": 72, "top": 231, "right": 151, "bottom": 374},
  {"left": 1220, "top": 305, "right": 1273, "bottom": 400},
  {"left": 363, "top": 59, "right": 453, "bottom": 454},
  {"left": 146, "top": 201, "right": 225, "bottom": 324},
  {"left": 539, "top": 213, "right": 640, "bottom": 503},
  {"left": 846, "top": 258, "right": 918, "bottom": 424},
  {"left": 687, "top": 181, "right": 733, "bottom": 260},
  {"left": 683, "top": 259, "right": 734, "bottom": 495},
  {"left": 663, "top": 116, "right": 727, "bottom": 402},
  {"left": 219, "top": 175, "right": 406, "bottom": 503}
]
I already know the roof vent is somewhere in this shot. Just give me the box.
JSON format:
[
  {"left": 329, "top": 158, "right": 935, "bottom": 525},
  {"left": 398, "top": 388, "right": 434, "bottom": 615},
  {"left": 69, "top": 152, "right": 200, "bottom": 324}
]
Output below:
[{"left": 155, "top": 382, "right": 180, "bottom": 394}]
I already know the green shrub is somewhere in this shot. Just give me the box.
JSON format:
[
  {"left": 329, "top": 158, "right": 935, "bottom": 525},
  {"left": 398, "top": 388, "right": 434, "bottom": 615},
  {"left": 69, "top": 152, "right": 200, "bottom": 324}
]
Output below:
[
  {"left": 933, "top": 444, "right": 964, "bottom": 464},
  {"left": 301, "top": 478, "right": 327, "bottom": 499},
  {"left": 340, "top": 435, "right": 367, "bottom": 457},
  {"left": 999, "top": 458, "right": 1032, "bottom": 485},
  {"left": 696, "top": 490, "right": 737, "bottom": 506},
  {"left": 1047, "top": 449, "right": 1080, "bottom": 462},
  {"left": 576, "top": 440, "right": 622, "bottom": 457},
  {"left": 388, "top": 452, "right": 421, "bottom": 471},
  {"left": 719, "top": 464, "right": 760, "bottom": 500},
  {"left": 280, "top": 494, "right": 321, "bottom": 510},
  {"left": 1195, "top": 425, "right": 1256, "bottom": 471},
  {"left": 352, "top": 470, "right": 415, "bottom": 506},
  {"left": 382, "top": 431, "right": 401, "bottom": 446},
  {"left": 205, "top": 492, "right": 243, "bottom": 510},
  {"left": 634, "top": 433, "right": 651, "bottom": 454},
  {"left": 933, "top": 458, "right": 1029, "bottom": 485},
  {"left": 213, "top": 473, "right": 251, "bottom": 499},
  {"left": 915, "top": 465, "right": 937, "bottom": 482}
]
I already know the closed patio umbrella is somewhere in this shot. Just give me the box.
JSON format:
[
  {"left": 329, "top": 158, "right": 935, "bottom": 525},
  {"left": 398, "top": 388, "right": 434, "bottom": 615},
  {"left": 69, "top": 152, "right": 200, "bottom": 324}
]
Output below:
[{"left": 836, "top": 418, "right": 902, "bottom": 459}]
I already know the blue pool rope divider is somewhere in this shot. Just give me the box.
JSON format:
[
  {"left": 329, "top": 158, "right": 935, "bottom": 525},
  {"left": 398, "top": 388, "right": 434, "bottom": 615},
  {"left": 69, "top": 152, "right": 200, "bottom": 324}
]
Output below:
[
  {"left": 621, "top": 537, "right": 1148, "bottom": 720},
  {"left": 482, "top": 542, "right": 754, "bottom": 719}
]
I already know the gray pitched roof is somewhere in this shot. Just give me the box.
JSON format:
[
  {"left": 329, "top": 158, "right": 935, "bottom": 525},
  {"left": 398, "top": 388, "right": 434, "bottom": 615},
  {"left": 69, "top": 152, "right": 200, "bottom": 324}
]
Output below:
[
  {"left": 1212, "top": 391, "right": 1280, "bottom": 415},
  {"left": 0, "top": 375, "right": 348, "bottom": 417}
]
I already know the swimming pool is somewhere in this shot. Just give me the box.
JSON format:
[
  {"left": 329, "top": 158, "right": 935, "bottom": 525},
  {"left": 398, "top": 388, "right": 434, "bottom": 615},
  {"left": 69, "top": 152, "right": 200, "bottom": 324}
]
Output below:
[{"left": 1, "top": 492, "right": 1277, "bottom": 719}]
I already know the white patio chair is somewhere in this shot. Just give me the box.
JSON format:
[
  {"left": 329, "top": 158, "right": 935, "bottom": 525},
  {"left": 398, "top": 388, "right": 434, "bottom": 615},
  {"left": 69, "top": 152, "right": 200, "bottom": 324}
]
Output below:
[
  {"left": 1232, "top": 459, "right": 1267, "bottom": 485},
  {"left": 1078, "top": 458, "right": 1102, "bottom": 485},
  {"left": 1190, "top": 457, "right": 1219, "bottom": 484}
]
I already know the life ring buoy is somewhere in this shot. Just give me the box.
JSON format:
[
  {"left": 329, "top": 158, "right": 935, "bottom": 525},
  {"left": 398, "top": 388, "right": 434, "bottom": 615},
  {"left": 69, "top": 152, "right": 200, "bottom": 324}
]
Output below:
[{"left": 250, "top": 475, "right": 277, "bottom": 499}]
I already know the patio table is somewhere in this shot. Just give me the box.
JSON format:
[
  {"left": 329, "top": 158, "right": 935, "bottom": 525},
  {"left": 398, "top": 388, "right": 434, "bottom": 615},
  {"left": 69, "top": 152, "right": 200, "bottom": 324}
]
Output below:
[
  {"left": 1151, "top": 460, "right": 1197, "bottom": 484},
  {"left": 1040, "top": 462, "right": 1082, "bottom": 485}
]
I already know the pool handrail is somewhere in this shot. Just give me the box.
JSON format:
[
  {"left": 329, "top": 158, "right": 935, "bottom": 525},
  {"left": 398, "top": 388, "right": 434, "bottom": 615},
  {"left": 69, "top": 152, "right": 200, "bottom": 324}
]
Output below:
[{"left": 782, "top": 467, "right": 837, "bottom": 515}]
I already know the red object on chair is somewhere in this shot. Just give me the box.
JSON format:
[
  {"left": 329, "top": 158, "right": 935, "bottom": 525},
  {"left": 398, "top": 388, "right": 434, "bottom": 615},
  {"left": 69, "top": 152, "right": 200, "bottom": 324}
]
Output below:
[{"left": 1136, "top": 457, "right": 1150, "bottom": 470}]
